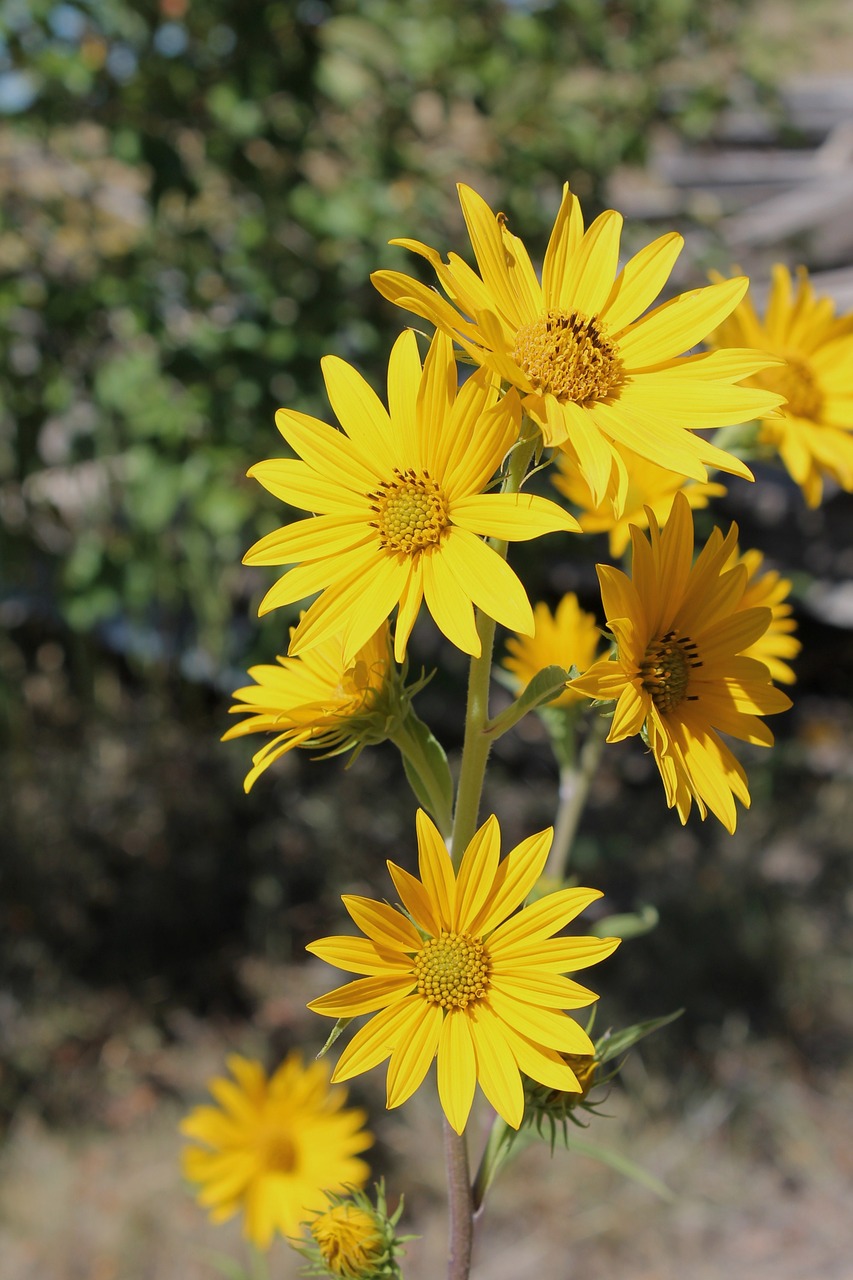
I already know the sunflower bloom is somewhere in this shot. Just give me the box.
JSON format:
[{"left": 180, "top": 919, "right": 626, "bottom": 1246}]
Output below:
[
  {"left": 570, "top": 491, "right": 792, "bottom": 832},
  {"left": 728, "top": 548, "right": 800, "bottom": 684},
  {"left": 553, "top": 441, "right": 726, "bottom": 557},
  {"left": 223, "top": 620, "right": 401, "bottom": 792},
  {"left": 180, "top": 1053, "right": 372, "bottom": 1250},
  {"left": 502, "top": 593, "right": 603, "bottom": 708},
  {"left": 307, "top": 810, "right": 620, "bottom": 1135},
  {"left": 372, "top": 183, "right": 783, "bottom": 508},
  {"left": 244, "top": 329, "right": 578, "bottom": 663},
  {"left": 711, "top": 264, "right": 853, "bottom": 506}
]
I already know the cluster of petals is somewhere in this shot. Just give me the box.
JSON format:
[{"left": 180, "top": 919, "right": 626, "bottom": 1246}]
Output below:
[
  {"left": 223, "top": 621, "right": 393, "bottom": 792},
  {"left": 571, "top": 492, "right": 792, "bottom": 832},
  {"left": 372, "top": 182, "right": 784, "bottom": 510},
  {"left": 244, "top": 329, "right": 577, "bottom": 663},
  {"left": 711, "top": 263, "right": 853, "bottom": 506},
  {"left": 307, "top": 810, "right": 619, "bottom": 1134},
  {"left": 180, "top": 1053, "right": 372, "bottom": 1249}
]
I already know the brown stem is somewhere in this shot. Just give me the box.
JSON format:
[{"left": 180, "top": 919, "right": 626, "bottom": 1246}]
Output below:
[{"left": 443, "top": 1117, "right": 474, "bottom": 1280}]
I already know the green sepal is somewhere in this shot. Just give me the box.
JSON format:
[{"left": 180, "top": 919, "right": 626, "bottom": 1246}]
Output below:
[
  {"left": 316, "top": 1017, "right": 353, "bottom": 1059},
  {"left": 485, "top": 665, "right": 572, "bottom": 739},
  {"left": 594, "top": 1008, "right": 684, "bottom": 1066}
]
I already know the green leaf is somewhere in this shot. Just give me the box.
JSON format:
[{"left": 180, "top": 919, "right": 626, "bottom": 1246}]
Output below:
[
  {"left": 486, "top": 665, "right": 572, "bottom": 739},
  {"left": 396, "top": 710, "right": 454, "bottom": 834},
  {"left": 595, "top": 1009, "right": 684, "bottom": 1066},
  {"left": 565, "top": 1135, "right": 675, "bottom": 1202},
  {"left": 589, "top": 903, "right": 659, "bottom": 940}
]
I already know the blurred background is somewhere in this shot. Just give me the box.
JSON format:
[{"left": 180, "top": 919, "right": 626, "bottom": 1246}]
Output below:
[{"left": 1, "top": 1, "right": 852, "bottom": 1276}]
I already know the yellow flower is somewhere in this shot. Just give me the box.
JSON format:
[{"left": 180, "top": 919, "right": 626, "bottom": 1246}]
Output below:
[
  {"left": 307, "top": 810, "right": 619, "bottom": 1135},
  {"left": 180, "top": 1053, "right": 372, "bottom": 1250},
  {"left": 728, "top": 548, "right": 800, "bottom": 685},
  {"left": 244, "top": 329, "right": 578, "bottom": 663},
  {"left": 502, "top": 593, "right": 602, "bottom": 707},
  {"left": 372, "top": 183, "right": 782, "bottom": 508},
  {"left": 553, "top": 441, "right": 726, "bottom": 557},
  {"left": 309, "top": 1203, "right": 385, "bottom": 1278},
  {"left": 711, "top": 264, "right": 853, "bottom": 506},
  {"left": 223, "top": 621, "right": 398, "bottom": 792},
  {"left": 571, "top": 492, "right": 792, "bottom": 832}
]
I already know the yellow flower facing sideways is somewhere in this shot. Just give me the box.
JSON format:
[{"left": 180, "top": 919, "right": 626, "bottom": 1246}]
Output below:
[
  {"left": 372, "top": 183, "right": 783, "bottom": 510},
  {"left": 502, "top": 592, "right": 603, "bottom": 708},
  {"left": 180, "top": 1053, "right": 372, "bottom": 1250},
  {"left": 571, "top": 492, "right": 792, "bottom": 832},
  {"left": 728, "top": 548, "right": 800, "bottom": 685},
  {"left": 307, "top": 810, "right": 620, "bottom": 1135},
  {"left": 712, "top": 264, "right": 853, "bottom": 506},
  {"left": 223, "top": 620, "right": 396, "bottom": 792},
  {"left": 244, "top": 329, "right": 578, "bottom": 663},
  {"left": 553, "top": 440, "right": 726, "bottom": 558}
]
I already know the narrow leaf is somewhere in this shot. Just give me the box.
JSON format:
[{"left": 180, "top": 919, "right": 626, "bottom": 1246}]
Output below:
[
  {"left": 595, "top": 1009, "right": 684, "bottom": 1065},
  {"left": 486, "top": 665, "right": 572, "bottom": 738}
]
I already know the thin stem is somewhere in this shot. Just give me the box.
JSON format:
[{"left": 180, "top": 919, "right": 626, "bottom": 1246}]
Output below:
[
  {"left": 441, "top": 426, "right": 538, "bottom": 1280},
  {"left": 544, "top": 713, "right": 609, "bottom": 880},
  {"left": 443, "top": 1118, "right": 474, "bottom": 1280}
]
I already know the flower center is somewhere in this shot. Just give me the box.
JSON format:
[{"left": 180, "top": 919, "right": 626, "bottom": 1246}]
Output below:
[
  {"left": 263, "top": 1131, "right": 297, "bottom": 1174},
  {"left": 640, "top": 629, "right": 702, "bottom": 713},
  {"left": 368, "top": 468, "right": 451, "bottom": 555},
  {"left": 414, "top": 930, "right": 491, "bottom": 1009},
  {"left": 512, "top": 309, "right": 624, "bottom": 403},
  {"left": 760, "top": 354, "right": 823, "bottom": 421}
]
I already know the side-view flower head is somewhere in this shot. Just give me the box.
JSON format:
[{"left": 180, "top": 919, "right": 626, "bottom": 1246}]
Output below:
[
  {"left": 571, "top": 491, "right": 792, "bottom": 832},
  {"left": 711, "top": 263, "right": 853, "bottom": 506},
  {"left": 307, "top": 809, "right": 620, "bottom": 1135},
  {"left": 372, "top": 183, "right": 783, "bottom": 510},
  {"left": 180, "top": 1052, "right": 373, "bottom": 1250},
  {"left": 244, "top": 329, "right": 578, "bottom": 664},
  {"left": 728, "top": 547, "right": 800, "bottom": 685},
  {"left": 223, "top": 620, "right": 402, "bottom": 792}
]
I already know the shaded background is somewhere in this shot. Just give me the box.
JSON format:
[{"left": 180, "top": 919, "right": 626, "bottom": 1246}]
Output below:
[{"left": 1, "top": 1, "right": 852, "bottom": 1276}]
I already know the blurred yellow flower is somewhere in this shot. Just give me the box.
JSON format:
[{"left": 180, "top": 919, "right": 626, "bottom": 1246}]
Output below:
[
  {"left": 223, "top": 621, "right": 397, "bottom": 792},
  {"left": 712, "top": 264, "right": 853, "bottom": 506},
  {"left": 244, "top": 329, "right": 577, "bottom": 663},
  {"left": 552, "top": 441, "right": 726, "bottom": 557},
  {"left": 502, "top": 593, "right": 602, "bottom": 707},
  {"left": 307, "top": 810, "right": 619, "bottom": 1134},
  {"left": 180, "top": 1053, "right": 372, "bottom": 1250},
  {"left": 372, "top": 183, "right": 782, "bottom": 508},
  {"left": 571, "top": 492, "right": 792, "bottom": 832},
  {"left": 729, "top": 548, "right": 800, "bottom": 684}
]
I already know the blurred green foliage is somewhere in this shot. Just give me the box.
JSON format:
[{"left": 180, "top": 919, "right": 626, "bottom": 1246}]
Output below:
[{"left": 0, "top": 0, "right": 758, "bottom": 675}]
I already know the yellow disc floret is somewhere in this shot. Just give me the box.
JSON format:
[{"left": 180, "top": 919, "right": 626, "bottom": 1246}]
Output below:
[
  {"left": 414, "top": 930, "right": 491, "bottom": 1010},
  {"left": 640, "top": 629, "right": 702, "bottom": 713},
  {"left": 262, "top": 1131, "right": 297, "bottom": 1174},
  {"left": 513, "top": 310, "right": 624, "bottom": 404},
  {"left": 758, "top": 353, "right": 823, "bottom": 423},
  {"left": 368, "top": 468, "right": 451, "bottom": 555}
]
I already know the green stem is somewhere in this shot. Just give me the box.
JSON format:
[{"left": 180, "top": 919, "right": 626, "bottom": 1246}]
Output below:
[
  {"left": 442, "top": 428, "right": 538, "bottom": 1280},
  {"left": 247, "top": 1244, "right": 270, "bottom": 1280},
  {"left": 544, "top": 713, "right": 609, "bottom": 880},
  {"left": 450, "top": 431, "right": 538, "bottom": 864}
]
